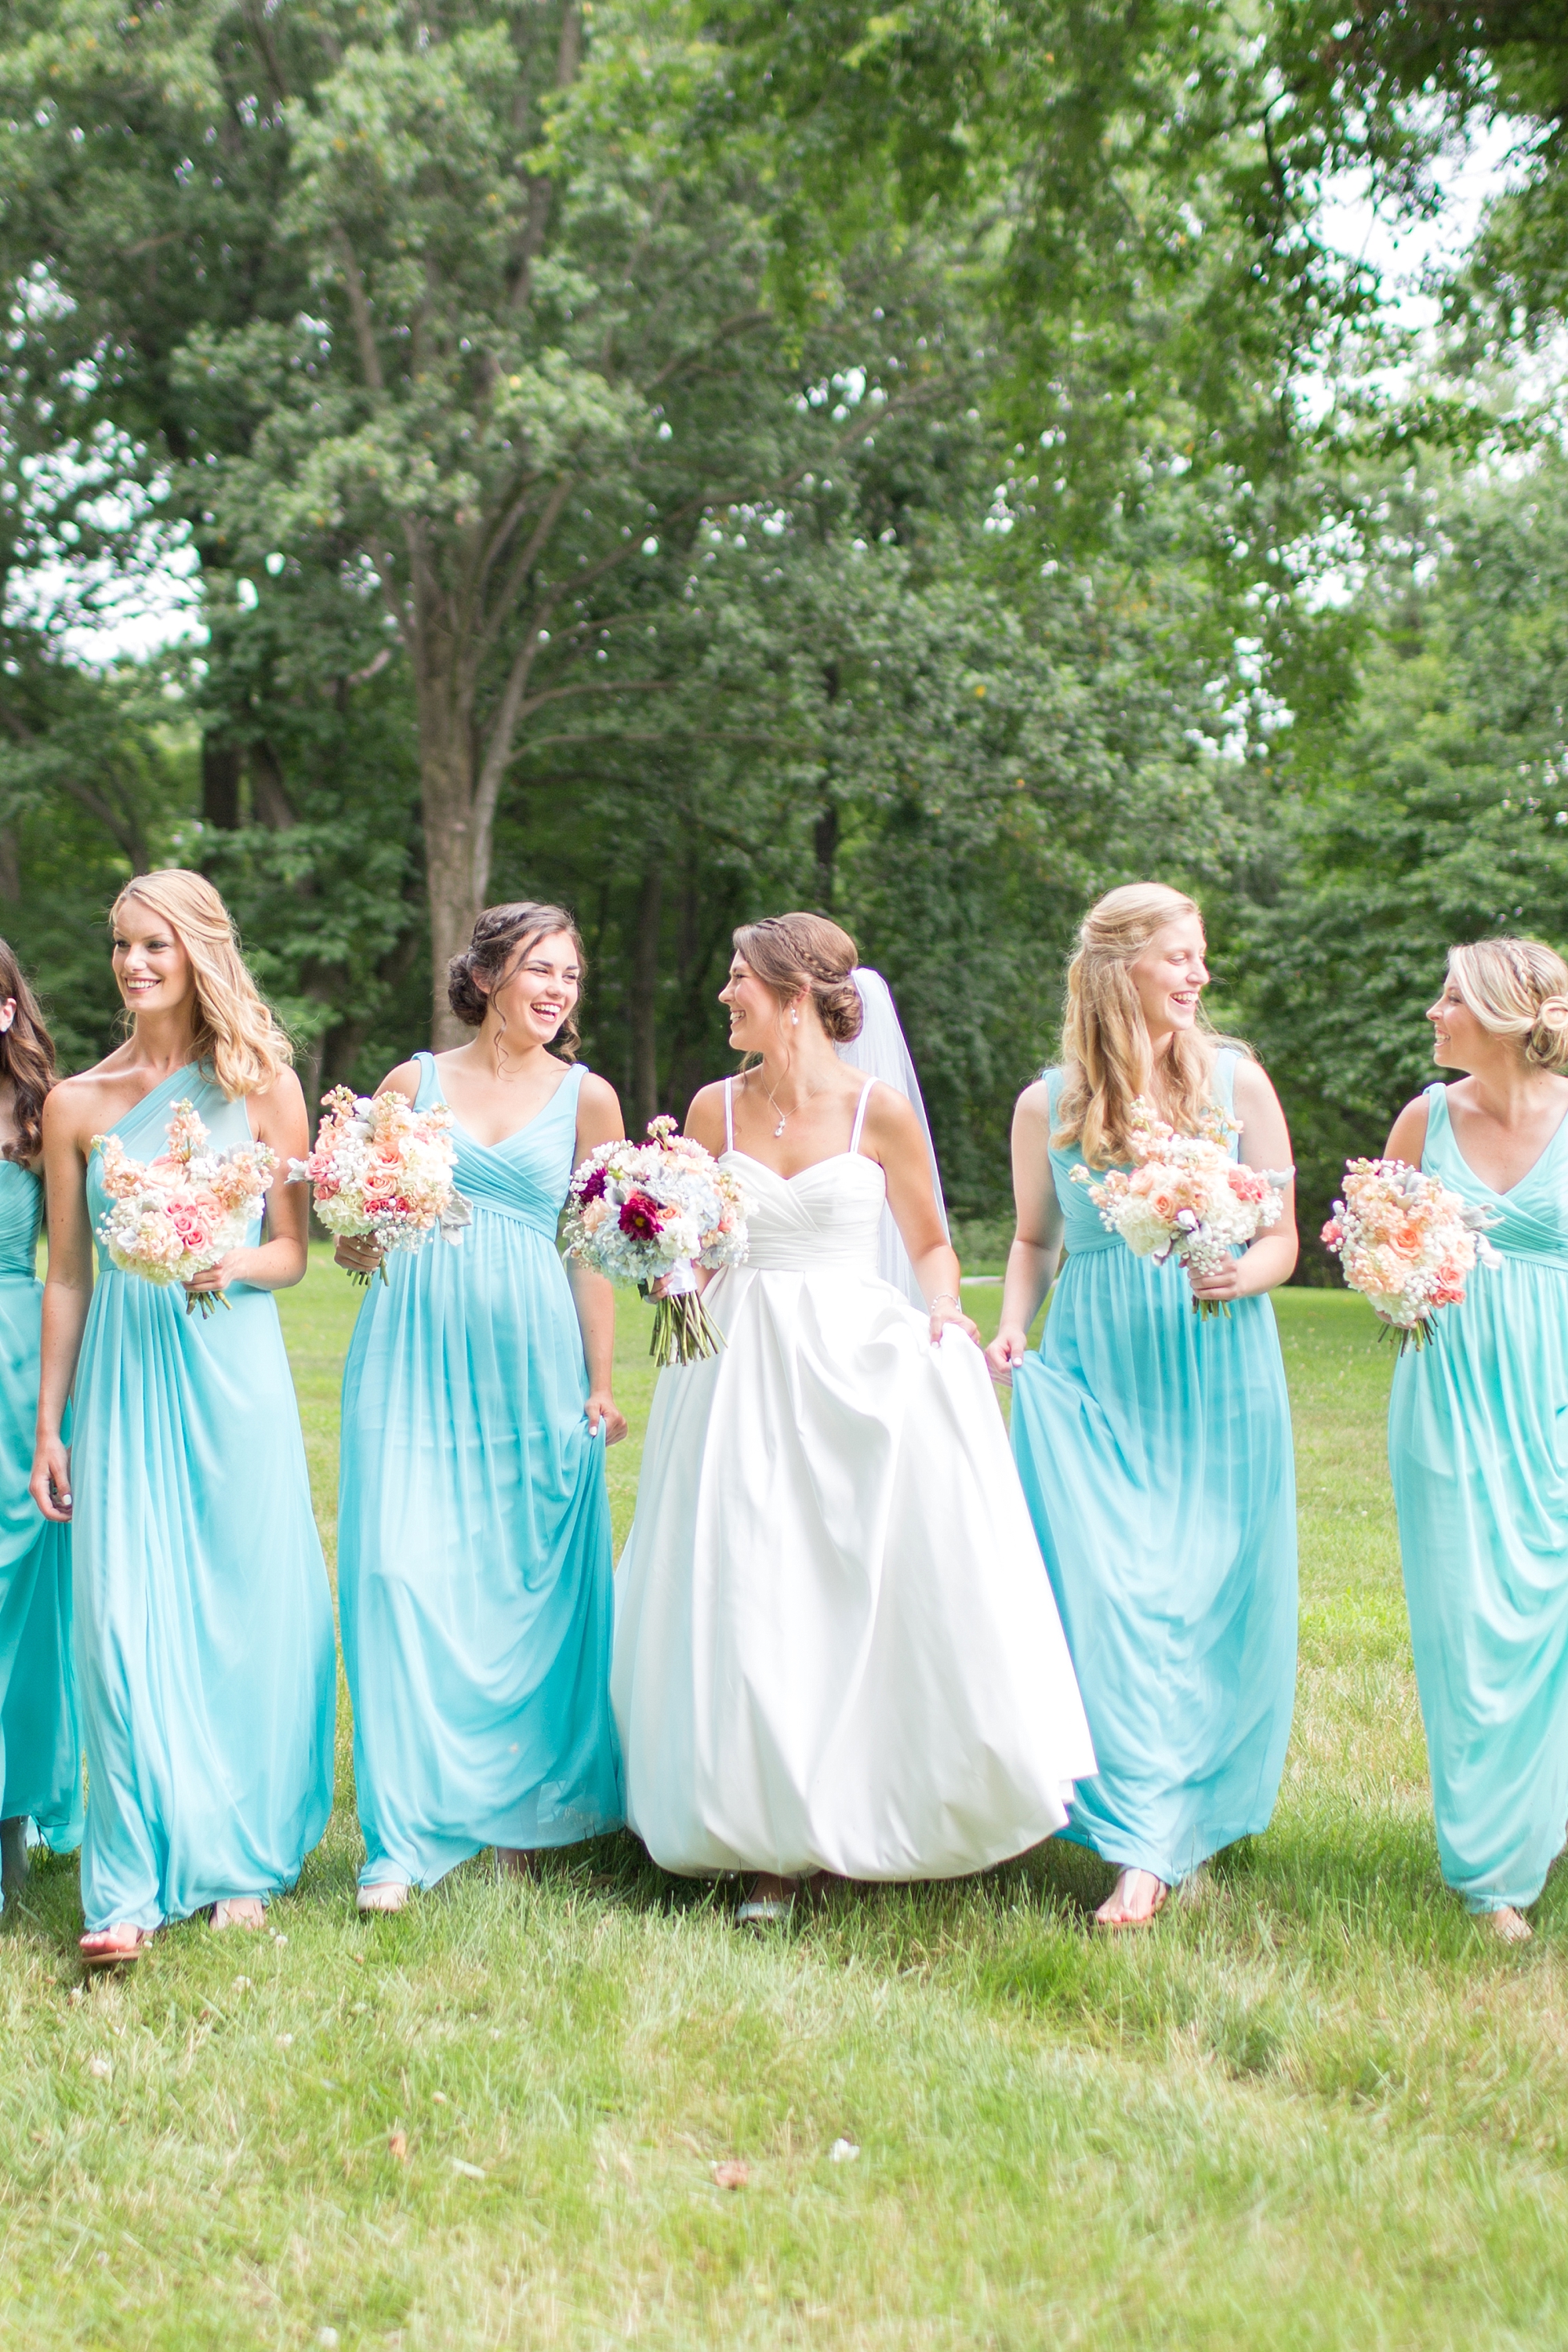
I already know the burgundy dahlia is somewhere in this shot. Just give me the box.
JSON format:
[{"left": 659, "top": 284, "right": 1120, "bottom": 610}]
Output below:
[
  {"left": 576, "top": 1163, "right": 608, "bottom": 1204},
  {"left": 619, "top": 1192, "right": 665, "bottom": 1240}
]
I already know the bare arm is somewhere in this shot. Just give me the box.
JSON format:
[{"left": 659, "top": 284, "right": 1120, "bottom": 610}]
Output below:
[
  {"left": 570, "top": 1072, "right": 626, "bottom": 1443},
  {"left": 184, "top": 1069, "right": 312, "bottom": 1300},
  {"left": 1185, "top": 1058, "right": 1298, "bottom": 1305},
  {"left": 1384, "top": 1095, "right": 1432, "bottom": 1165},
  {"left": 985, "top": 1082, "right": 1065, "bottom": 1386},
  {"left": 30, "top": 1087, "right": 97, "bottom": 1520},
  {"left": 862, "top": 1088, "right": 978, "bottom": 1345}
]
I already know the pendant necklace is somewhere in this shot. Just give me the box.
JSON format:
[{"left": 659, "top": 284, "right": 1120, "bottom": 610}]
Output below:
[{"left": 764, "top": 1076, "right": 788, "bottom": 1138}]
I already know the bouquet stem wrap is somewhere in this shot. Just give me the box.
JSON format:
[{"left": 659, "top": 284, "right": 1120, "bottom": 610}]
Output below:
[{"left": 564, "top": 1117, "right": 748, "bottom": 1365}]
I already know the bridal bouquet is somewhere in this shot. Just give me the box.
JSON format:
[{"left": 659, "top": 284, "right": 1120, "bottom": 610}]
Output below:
[
  {"left": 1321, "top": 1158, "right": 1500, "bottom": 1352},
  {"left": 1072, "top": 1098, "right": 1290, "bottom": 1318},
  {"left": 564, "top": 1116, "right": 748, "bottom": 1365},
  {"left": 93, "top": 1098, "right": 277, "bottom": 1317},
  {"left": 289, "top": 1086, "right": 470, "bottom": 1283}
]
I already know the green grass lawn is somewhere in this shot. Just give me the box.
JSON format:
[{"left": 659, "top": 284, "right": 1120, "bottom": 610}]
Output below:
[{"left": 5, "top": 1258, "right": 1566, "bottom": 2349}]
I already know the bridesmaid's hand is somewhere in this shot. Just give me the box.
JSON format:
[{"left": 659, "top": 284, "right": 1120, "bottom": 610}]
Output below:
[
  {"left": 1186, "top": 1255, "right": 1243, "bottom": 1305},
  {"left": 30, "top": 1435, "right": 71, "bottom": 1523},
  {"left": 585, "top": 1391, "right": 627, "bottom": 1445},
  {"left": 649, "top": 1265, "right": 711, "bottom": 1301},
  {"left": 335, "top": 1234, "right": 383, "bottom": 1278},
  {"left": 928, "top": 1294, "right": 981, "bottom": 1348},
  {"left": 184, "top": 1250, "right": 251, "bottom": 1301},
  {"left": 985, "top": 1323, "right": 1030, "bottom": 1386}
]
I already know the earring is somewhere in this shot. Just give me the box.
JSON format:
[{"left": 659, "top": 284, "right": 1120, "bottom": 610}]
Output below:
[{"left": 793, "top": 1011, "right": 799, "bottom": 1025}]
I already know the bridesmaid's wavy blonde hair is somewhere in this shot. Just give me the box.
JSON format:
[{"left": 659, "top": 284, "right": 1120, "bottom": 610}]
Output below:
[
  {"left": 110, "top": 870, "right": 292, "bottom": 1101},
  {"left": 1449, "top": 937, "right": 1568, "bottom": 1071},
  {"left": 1054, "top": 882, "right": 1240, "bottom": 1167}
]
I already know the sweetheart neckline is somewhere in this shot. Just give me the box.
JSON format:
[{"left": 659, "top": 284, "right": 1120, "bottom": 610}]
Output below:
[{"left": 724, "top": 1149, "right": 883, "bottom": 1187}]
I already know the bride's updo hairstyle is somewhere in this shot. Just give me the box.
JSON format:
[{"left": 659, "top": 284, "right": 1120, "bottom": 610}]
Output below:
[
  {"left": 1448, "top": 937, "right": 1568, "bottom": 1070},
  {"left": 109, "top": 870, "right": 292, "bottom": 1101},
  {"left": 731, "top": 913, "right": 864, "bottom": 1044},
  {"left": 448, "top": 900, "right": 586, "bottom": 1058},
  {"left": 1055, "top": 881, "right": 1232, "bottom": 1168}
]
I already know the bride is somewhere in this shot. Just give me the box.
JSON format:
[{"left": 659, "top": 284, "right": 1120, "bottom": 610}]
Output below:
[{"left": 611, "top": 912, "right": 1094, "bottom": 1918}]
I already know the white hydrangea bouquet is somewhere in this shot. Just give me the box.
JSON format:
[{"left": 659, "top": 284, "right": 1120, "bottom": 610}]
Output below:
[
  {"left": 1073, "top": 1098, "right": 1291, "bottom": 1318},
  {"left": 564, "top": 1116, "right": 748, "bottom": 1365},
  {"left": 1321, "top": 1157, "right": 1500, "bottom": 1352},
  {"left": 93, "top": 1098, "right": 277, "bottom": 1317},
  {"left": 289, "top": 1085, "right": 471, "bottom": 1284}
]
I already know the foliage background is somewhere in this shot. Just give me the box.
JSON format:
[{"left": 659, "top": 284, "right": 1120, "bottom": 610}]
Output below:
[{"left": 0, "top": 0, "right": 1565, "bottom": 1261}]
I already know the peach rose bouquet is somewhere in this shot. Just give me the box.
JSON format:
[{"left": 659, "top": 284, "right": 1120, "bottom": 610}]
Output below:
[
  {"left": 290, "top": 1086, "right": 470, "bottom": 1283},
  {"left": 93, "top": 1098, "right": 278, "bottom": 1317},
  {"left": 1321, "top": 1157, "right": 1500, "bottom": 1352},
  {"left": 1073, "top": 1098, "right": 1290, "bottom": 1318}
]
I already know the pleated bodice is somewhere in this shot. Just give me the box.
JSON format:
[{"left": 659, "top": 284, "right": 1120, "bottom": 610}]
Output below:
[
  {"left": 420, "top": 1051, "right": 581, "bottom": 1234},
  {"left": 720, "top": 1152, "right": 885, "bottom": 1273},
  {"left": 0, "top": 1158, "right": 42, "bottom": 1280},
  {"left": 1420, "top": 1081, "right": 1568, "bottom": 1270}
]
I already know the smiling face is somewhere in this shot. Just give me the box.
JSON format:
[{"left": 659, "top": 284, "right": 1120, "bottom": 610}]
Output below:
[
  {"left": 484, "top": 931, "right": 580, "bottom": 1047},
  {"left": 111, "top": 896, "right": 195, "bottom": 1021},
  {"left": 1427, "top": 972, "right": 1496, "bottom": 1073},
  {"left": 719, "top": 954, "right": 797, "bottom": 1054},
  {"left": 1127, "top": 915, "right": 1209, "bottom": 1041}
]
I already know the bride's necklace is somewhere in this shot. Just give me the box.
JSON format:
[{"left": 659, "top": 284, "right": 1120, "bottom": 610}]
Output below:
[{"left": 753, "top": 1066, "right": 818, "bottom": 1140}]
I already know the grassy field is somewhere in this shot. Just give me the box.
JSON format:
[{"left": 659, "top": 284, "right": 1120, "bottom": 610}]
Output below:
[{"left": 4, "top": 1257, "right": 1566, "bottom": 2350}]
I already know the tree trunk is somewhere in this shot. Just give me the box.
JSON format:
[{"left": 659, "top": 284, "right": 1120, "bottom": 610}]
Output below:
[
  {"left": 201, "top": 738, "right": 241, "bottom": 831},
  {"left": 630, "top": 857, "right": 664, "bottom": 1134}
]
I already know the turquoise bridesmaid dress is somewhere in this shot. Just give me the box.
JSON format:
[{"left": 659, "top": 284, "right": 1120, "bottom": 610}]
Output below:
[
  {"left": 1389, "top": 1083, "right": 1568, "bottom": 1914},
  {"left": 337, "top": 1053, "right": 621, "bottom": 1889},
  {"left": 0, "top": 1158, "right": 81, "bottom": 1878},
  {"left": 1010, "top": 1051, "right": 1298, "bottom": 1885},
  {"left": 74, "top": 1065, "right": 336, "bottom": 1931}
]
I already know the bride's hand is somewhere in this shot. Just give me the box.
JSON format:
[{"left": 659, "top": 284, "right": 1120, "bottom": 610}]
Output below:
[{"left": 928, "top": 1293, "right": 981, "bottom": 1348}]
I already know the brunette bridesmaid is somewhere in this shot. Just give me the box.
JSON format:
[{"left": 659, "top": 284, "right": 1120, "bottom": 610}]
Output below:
[
  {"left": 1385, "top": 938, "right": 1568, "bottom": 1943},
  {"left": 0, "top": 942, "right": 80, "bottom": 1901},
  {"left": 32, "top": 871, "right": 335, "bottom": 1965},
  {"left": 336, "top": 902, "right": 626, "bottom": 1911}
]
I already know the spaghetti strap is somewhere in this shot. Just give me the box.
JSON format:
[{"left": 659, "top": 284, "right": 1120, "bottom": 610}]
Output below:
[
  {"left": 849, "top": 1076, "right": 877, "bottom": 1158},
  {"left": 724, "top": 1076, "right": 735, "bottom": 1155}
]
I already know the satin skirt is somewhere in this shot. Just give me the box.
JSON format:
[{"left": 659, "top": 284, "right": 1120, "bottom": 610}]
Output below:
[
  {"left": 1390, "top": 1255, "right": 1568, "bottom": 1911},
  {"left": 337, "top": 1208, "right": 622, "bottom": 1889},
  {"left": 72, "top": 1272, "right": 336, "bottom": 1931},
  {"left": 0, "top": 1269, "right": 80, "bottom": 1868},
  {"left": 1011, "top": 1247, "right": 1298, "bottom": 1885},
  {"left": 612, "top": 1261, "right": 1095, "bottom": 1880}
]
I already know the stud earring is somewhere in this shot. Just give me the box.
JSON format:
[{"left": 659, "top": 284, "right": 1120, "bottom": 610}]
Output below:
[{"left": 793, "top": 1011, "right": 799, "bottom": 1025}]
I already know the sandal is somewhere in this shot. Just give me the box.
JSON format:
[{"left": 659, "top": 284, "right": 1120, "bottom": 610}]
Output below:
[
  {"left": 1093, "top": 1868, "right": 1169, "bottom": 1932},
  {"left": 356, "top": 1881, "right": 409, "bottom": 1915},
  {"left": 210, "top": 1897, "right": 266, "bottom": 1931},
  {"left": 79, "top": 1926, "right": 154, "bottom": 1970}
]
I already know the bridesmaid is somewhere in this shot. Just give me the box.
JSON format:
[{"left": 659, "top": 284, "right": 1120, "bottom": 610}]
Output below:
[
  {"left": 336, "top": 902, "right": 626, "bottom": 1912},
  {"left": 32, "top": 871, "right": 336, "bottom": 1965},
  {"left": 1384, "top": 938, "right": 1568, "bottom": 1944},
  {"left": 988, "top": 883, "right": 1299, "bottom": 1928},
  {"left": 0, "top": 942, "right": 81, "bottom": 1902}
]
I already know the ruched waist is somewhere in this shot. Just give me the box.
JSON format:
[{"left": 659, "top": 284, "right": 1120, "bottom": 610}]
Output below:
[
  {"left": 1060, "top": 1230, "right": 1123, "bottom": 1257},
  {"left": 736, "top": 1243, "right": 880, "bottom": 1276},
  {"left": 456, "top": 1195, "right": 561, "bottom": 1241}
]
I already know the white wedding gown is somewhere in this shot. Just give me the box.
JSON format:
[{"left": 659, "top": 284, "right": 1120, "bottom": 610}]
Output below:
[{"left": 612, "top": 1078, "right": 1096, "bottom": 1880}]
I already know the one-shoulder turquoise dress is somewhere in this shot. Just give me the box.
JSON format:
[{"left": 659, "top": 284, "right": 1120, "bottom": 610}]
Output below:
[
  {"left": 73, "top": 1065, "right": 336, "bottom": 1932},
  {"left": 1009, "top": 1053, "right": 1298, "bottom": 1885},
  {"left": 1389, "top": 1082, "right": 1568, "bottom": 1914},
  {"left": 337, "top": 1053, "right": 621, "bottom": 1889},
  {"left": 0, "top": 1158, "right": 81, "bottom": 1874}
]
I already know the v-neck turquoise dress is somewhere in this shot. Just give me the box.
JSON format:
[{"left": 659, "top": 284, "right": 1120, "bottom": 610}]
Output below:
[
  {"left": 337, "top": 1053, "right": 622, "bottom": 1889},
  {"left": 1390, "top": 1082, "right": 1568, "bottom": 1913},
  {"left": 73, "top": 1065, "right": 336, "bottom": 1931},
  {"left": 0, "top": 1157, "right": 81, "bottom": 1876},
  {"left": 1008, "top": 1053, "right": 1298, "bottom": 1886}
]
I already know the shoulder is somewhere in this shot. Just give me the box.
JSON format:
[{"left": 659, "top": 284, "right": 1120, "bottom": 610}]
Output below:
[
  {"left": 249, "top": 1065, "right": 307, "bottom": 1116},
  {"left": 861, "top": 1080, "right": 924, "bottom": 1152},
  {"left": 1385, "top": 1089, "right": 1436, "bottom": 1162},
  {"left": 684, "top": 1079, "right": 731, "bottom": 1150},
  {"left": 376, "top": 1058, "right": 425, "bottom": 1105},
  {"left": 1014, "top": 1076, "right": 1055, "bottom": 1130},
  {"left": 1228, "top": 1054, "right": 1281, "bottom": 1117},
  {"left": 574, "top": 1069, "right": 619, "bottom": 1116},
  {"left": 43, "top": 1067, "right": 122, "bottom": 1145}
]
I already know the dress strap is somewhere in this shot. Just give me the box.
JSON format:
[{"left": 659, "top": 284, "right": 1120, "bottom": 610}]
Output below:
[
  {"left": 724, "top": 1075, "right": 735, "bottom": 1154},
  {"left": 849, "top": 1076, "right": 877, "bottom": 1157}
]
